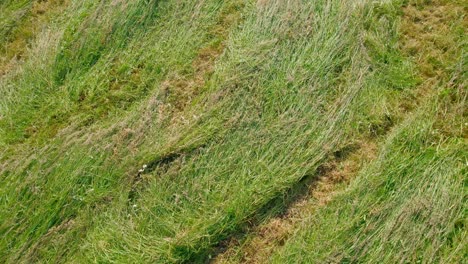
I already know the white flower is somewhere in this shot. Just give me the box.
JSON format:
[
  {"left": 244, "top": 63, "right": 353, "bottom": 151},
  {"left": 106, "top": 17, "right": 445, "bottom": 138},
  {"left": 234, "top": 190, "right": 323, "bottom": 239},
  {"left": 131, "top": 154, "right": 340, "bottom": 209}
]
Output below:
[
  {"left": 138, "top": 169, "right": 144, "bottom": 173},
  {"left": 142, "top": 164, "right": 147, "bottom": 169}
]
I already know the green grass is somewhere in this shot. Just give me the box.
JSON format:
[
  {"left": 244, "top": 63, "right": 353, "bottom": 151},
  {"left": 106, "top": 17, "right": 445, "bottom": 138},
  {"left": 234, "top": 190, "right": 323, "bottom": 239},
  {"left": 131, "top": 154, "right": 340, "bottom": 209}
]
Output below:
[
  {"left": 271, "top": 87, "right": 467, "bottom": 263},
  {"left": 0, "top": 0, "right": 31, "bottom": 44},
  {"left": 233, "top": 0, "right": 467, "bottom": 262},
  {"left": 0, "top": 0, "right": 465, "bottom": 263},
  {"left": 0, "top": 0, "right": 69, "bottom": 76}
]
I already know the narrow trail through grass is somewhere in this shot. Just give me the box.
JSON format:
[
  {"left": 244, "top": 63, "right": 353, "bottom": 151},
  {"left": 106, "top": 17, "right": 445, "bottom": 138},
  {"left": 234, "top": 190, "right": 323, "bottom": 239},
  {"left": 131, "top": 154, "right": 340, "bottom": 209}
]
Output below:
[{"left": 213, "top": 140, "right": 379, "bottom": 263}]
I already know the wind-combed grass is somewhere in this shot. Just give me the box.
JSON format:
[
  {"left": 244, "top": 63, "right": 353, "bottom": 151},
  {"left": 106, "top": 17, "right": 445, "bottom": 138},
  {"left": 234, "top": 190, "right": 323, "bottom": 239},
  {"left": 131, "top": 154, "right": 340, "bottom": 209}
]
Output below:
[
  {"left": 75, "top": 1, "right": 414, "bottom": 262},
  {"left": 0, "top": 0, "right": 464, "bottom": 263},
  {"left": 1, "top": 1, "right": 248, "bottom": 262},
  {"left": 271, "top": 88, "right": 467, "bottom": 263},
  {"left": 264, "top": 0, "right": 467, "bottom": 263}
]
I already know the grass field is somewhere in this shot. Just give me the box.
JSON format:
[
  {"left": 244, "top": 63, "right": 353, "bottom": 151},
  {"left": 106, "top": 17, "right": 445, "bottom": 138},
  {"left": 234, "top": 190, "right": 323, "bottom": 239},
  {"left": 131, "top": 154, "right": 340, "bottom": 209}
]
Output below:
[{"left": 0, "top": 0, "right": 466, "bottom": 263}]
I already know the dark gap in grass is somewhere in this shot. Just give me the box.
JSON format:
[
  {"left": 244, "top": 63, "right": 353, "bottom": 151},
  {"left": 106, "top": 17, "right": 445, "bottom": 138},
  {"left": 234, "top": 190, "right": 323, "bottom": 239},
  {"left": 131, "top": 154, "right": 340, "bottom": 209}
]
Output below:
[
  {"left": 369, "top": 113, "right": 395, "bottom": 137},
  {"left": 333, "top": 143, "right": 360, "bottom": 161},
  {"left": 127, "top": 144, "right": 207, "bottom": 204}
]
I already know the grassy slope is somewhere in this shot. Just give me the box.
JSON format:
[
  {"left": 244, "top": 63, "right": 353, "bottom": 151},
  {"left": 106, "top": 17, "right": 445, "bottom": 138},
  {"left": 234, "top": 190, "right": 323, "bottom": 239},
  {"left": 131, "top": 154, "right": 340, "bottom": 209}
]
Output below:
[
  {"left": 215, "top": 1, "right": 467, "bottom": 263},
  {"left": 0, "top": 0, "right": 465, "bottom": 263},
  {"left": 268, "top": 0, "right": 467, "bottom": 263},
  {"left": 271, "top": 93, "right": 466, "bottom": 263}
]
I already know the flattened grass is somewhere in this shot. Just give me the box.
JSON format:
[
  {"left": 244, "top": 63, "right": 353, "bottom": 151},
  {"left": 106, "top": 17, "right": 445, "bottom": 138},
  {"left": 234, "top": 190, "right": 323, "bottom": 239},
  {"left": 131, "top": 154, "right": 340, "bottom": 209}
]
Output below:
[{"left": 0, "top": 0, "right": 464, "bottom": 263}]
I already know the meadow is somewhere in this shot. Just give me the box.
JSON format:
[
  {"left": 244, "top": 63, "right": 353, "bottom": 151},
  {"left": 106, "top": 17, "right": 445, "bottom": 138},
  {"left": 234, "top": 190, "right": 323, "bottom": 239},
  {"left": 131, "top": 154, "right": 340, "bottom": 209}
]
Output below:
[{"left": 0, "top": 0, "right": 466, "bottom": 263}]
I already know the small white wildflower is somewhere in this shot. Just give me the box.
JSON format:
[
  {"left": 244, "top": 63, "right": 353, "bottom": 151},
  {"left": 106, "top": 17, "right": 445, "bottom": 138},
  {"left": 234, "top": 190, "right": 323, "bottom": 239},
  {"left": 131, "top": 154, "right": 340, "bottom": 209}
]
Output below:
[
  {"left": 132, "top": 204, "right": 137, "bottom": 208},
  {"left": 72, "top": 195, "right": 84, "bottom": 201},
  {"left": 142, "top": 164, "right": 147, "bottom": 169},
  {"left": 138, "top": 169, "right": 144, "bottom": 173}
]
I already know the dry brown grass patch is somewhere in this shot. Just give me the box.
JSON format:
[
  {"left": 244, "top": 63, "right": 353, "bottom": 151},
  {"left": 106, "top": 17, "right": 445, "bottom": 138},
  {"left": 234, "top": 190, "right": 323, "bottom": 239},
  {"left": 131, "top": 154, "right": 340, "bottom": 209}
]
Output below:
[{"left": 0, "top": 0, "right": 69, "bottom": 76}]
